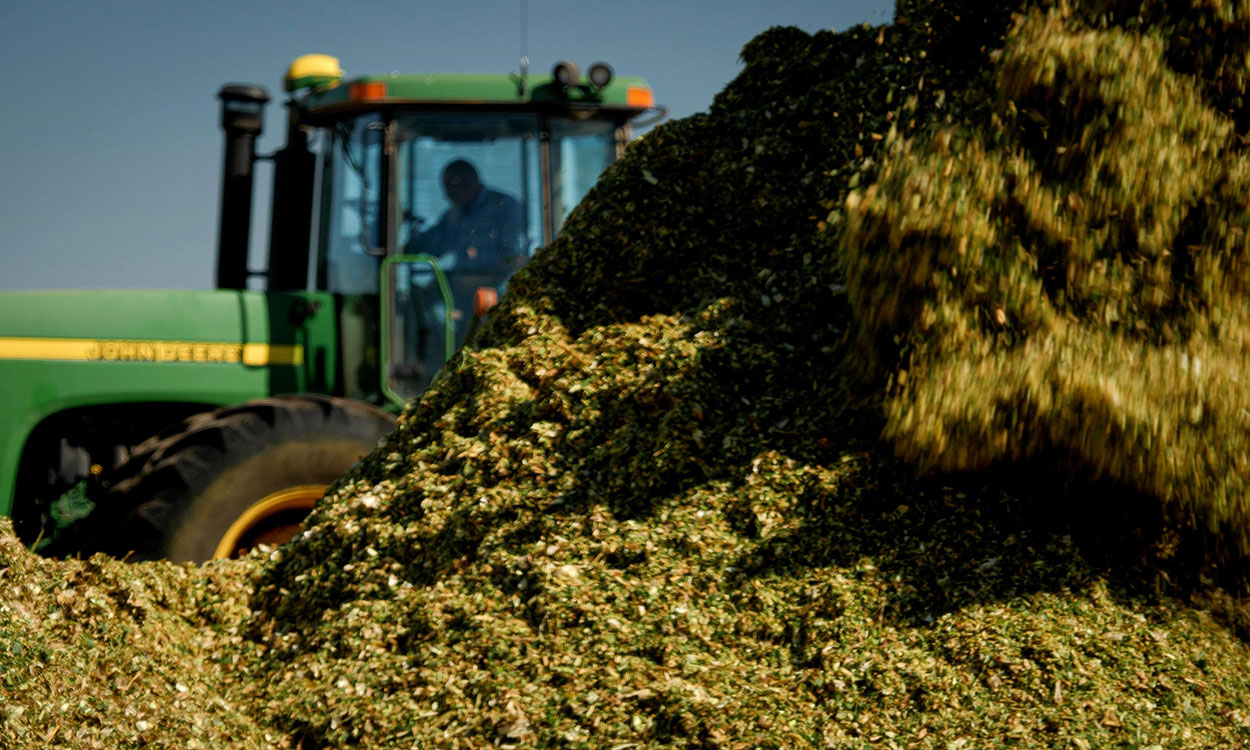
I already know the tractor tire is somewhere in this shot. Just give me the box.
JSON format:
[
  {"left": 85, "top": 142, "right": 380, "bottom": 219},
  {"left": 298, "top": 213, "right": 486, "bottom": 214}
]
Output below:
[{"left": 75, "top": 395, "right": 395, "bottom": 562}]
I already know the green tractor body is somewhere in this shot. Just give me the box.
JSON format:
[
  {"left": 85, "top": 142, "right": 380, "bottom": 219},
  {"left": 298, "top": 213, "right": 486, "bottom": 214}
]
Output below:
[{"left": 0, "top": 56, "right": 656, "bottom": 560}]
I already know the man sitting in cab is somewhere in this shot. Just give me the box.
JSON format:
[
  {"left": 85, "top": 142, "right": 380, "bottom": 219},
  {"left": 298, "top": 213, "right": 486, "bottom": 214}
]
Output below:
[{"left": 408, "top": 158, "right": 525, "bottom": 283}]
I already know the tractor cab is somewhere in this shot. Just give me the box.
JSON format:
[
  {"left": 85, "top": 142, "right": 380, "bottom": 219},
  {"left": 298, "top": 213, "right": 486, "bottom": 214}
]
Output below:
[{"left": 218, "top": 55, "right": 657, "bottom": 406}]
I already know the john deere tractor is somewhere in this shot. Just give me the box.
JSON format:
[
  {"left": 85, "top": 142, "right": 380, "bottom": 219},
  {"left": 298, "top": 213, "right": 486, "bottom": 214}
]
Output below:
[{"left": 0, "top": 55, "right": 657, "bottom": 561}]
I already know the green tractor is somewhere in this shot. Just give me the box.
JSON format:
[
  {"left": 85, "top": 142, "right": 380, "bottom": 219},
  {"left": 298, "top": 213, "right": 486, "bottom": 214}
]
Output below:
[{"left": 0, "top": 55, "right": 657, "bottom": 562}]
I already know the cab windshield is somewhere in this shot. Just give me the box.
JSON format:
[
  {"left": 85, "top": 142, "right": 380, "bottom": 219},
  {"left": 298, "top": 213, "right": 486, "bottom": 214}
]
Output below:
[
  {"left": 316, "top": 112, "right": 616, "bottom": 294},
  {"left": 315, "top": 110, "right": 618, "bottom": 402},
  {"left": 395, "top": 113, "right": 543, "bottom": 296}
]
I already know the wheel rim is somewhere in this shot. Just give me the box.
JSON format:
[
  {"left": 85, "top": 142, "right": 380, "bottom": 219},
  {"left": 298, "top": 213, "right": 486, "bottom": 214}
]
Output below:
[{"left": 212, "top": 484, "right": 327, "bottom": 559}]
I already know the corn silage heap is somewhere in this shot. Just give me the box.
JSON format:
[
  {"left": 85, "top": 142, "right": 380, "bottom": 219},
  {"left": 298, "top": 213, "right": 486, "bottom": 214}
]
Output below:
[
  {"left": 0, "top": 525, "right": 269, "bottom": 748},
  {"left": 844, "top": 0, "right": 1250, "bottom": 556},
  {"left": 2, "top": 2, "right": 1250, "bottom": 748},
  {"left": 237, "top": 1, "right": 1250, "bottom": 748}
]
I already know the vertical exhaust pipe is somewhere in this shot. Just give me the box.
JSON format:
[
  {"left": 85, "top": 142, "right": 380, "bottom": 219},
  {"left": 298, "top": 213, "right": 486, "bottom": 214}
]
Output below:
[{"left": 216, "top": 84, "right": 270, "bottom": 290}]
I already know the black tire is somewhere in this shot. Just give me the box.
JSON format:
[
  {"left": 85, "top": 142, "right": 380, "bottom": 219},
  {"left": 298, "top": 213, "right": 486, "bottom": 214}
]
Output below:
[{"left": 75, "top": 395, "right": 395, "bottom": 562}]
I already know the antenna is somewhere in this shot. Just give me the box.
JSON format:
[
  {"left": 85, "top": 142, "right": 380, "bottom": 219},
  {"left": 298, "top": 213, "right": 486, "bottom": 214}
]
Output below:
[{"left": 520, "top": 0, "right": 529, "bottom": 84}]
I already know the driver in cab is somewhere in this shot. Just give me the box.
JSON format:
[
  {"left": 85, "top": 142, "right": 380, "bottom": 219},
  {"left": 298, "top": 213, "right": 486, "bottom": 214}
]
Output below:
[{"left": 407, "top": 158, "right": 524, "bottom": 278}]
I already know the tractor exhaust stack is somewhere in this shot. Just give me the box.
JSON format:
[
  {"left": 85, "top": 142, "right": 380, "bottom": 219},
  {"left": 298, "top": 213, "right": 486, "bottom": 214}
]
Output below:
[{"left": 216, "top": 84, "right": 270, "bottom": 290}]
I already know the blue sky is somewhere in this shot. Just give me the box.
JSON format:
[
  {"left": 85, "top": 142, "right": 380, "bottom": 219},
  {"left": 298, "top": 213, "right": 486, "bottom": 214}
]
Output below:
[{"left": 0, "top": 1, "right": 894, "bottom": 291}]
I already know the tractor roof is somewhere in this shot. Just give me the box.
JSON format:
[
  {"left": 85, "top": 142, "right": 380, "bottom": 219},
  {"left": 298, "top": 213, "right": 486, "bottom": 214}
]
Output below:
[{"left": 299, "top": 72, "right": 655, "bottom": 122}]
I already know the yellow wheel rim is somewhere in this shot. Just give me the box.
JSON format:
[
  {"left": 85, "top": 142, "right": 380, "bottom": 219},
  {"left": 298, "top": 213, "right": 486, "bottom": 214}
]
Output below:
[{"left": 212, "top": 484, "right": 327, "bottom": 559}]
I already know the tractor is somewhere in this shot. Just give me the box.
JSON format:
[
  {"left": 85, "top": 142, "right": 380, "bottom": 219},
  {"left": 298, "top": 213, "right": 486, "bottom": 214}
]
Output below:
[{"left": 0, "top": 54, "right": 657, "bottom": 561}]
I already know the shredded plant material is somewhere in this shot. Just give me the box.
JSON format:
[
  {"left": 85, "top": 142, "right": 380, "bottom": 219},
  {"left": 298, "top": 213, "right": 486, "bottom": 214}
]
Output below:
[
  {"left": 845, "top": 0, "right": 1250, "bottom": 554},
  {"left": 3, "top": 1, "right": 1250, "bottom": 748},
  {"left": 0, "top": 526, "right": 265, "bottom": 749}
]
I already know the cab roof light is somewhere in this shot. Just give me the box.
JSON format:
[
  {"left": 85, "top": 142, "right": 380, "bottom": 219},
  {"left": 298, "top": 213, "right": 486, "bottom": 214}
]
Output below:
[
  {"left": 285, "top": 54, "right": 343, "bottom": 92},
  {"left": 552, "top": 61, "right": 580, "bottom": 88},
  {"left": 626, "top": 85, "right": 655, "bottom": 108},
  {"left": 348, "top": 81, "right": 388, "bottom": 101},
  {"left": 588, "top": 62, "right": 613, "bottom": 90}
]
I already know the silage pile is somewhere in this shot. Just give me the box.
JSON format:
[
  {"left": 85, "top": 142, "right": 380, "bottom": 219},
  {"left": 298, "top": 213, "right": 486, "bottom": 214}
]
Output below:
[
  {"left": 4, "top": 1, "right": 1250, "bottom": 747},
  {"left": 845, "top": 0, "right": 1250, "bottom": 555},
  {"left": 0, "top": 525, "right": 269, "bottom": 748}
]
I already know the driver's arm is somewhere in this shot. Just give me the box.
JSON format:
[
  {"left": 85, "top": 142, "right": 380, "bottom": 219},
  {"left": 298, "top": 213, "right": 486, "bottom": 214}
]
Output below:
[
  {"left": 406, "top": 213, "right": 448, "bottom": 255},
  {"left": 498, "top": 196, "right": 526, "bottom": 268}
]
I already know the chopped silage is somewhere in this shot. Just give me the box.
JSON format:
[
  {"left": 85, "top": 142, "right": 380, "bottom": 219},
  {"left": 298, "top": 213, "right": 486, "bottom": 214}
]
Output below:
[
  {"left": 4, "top": 1, "right": 1250, "bottom": 748},
  {"left": 0, "top": 523, "right": 266, "bottom": 748},
  {"left": 843, "top": 0, "right": 1250, "bottom": 554}
]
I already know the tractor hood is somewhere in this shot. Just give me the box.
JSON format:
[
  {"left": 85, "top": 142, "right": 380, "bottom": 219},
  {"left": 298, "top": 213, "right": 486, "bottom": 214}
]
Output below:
[{"left": 0, "top": 288, "right": 335, "bottom": 517}]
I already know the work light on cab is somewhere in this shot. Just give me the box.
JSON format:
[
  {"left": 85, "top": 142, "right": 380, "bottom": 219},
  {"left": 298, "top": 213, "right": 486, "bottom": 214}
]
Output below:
[
  {"left": 588, "top": 62, "right": 613, "bottom": 89},
  {"left": 552, "top": 61, "right": 581, "bottom": 87}
]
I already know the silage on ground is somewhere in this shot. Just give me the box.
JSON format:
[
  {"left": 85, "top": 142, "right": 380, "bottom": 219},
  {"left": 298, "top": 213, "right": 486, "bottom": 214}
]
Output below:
[
  {"left": 2, "top": 2, "right": 1250, "bottom": 748},
  {"left": 0, "top": 523, "right": 267, "bottom": 749}
]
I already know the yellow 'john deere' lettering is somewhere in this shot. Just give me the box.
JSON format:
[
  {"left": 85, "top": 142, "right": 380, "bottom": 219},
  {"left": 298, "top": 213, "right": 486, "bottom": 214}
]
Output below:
[
  {"left": 0, "top": 337, "right": 302, "bottom": 366},
  {"left": 87, "top": 340, "right": 246, "bottom": 363}
]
